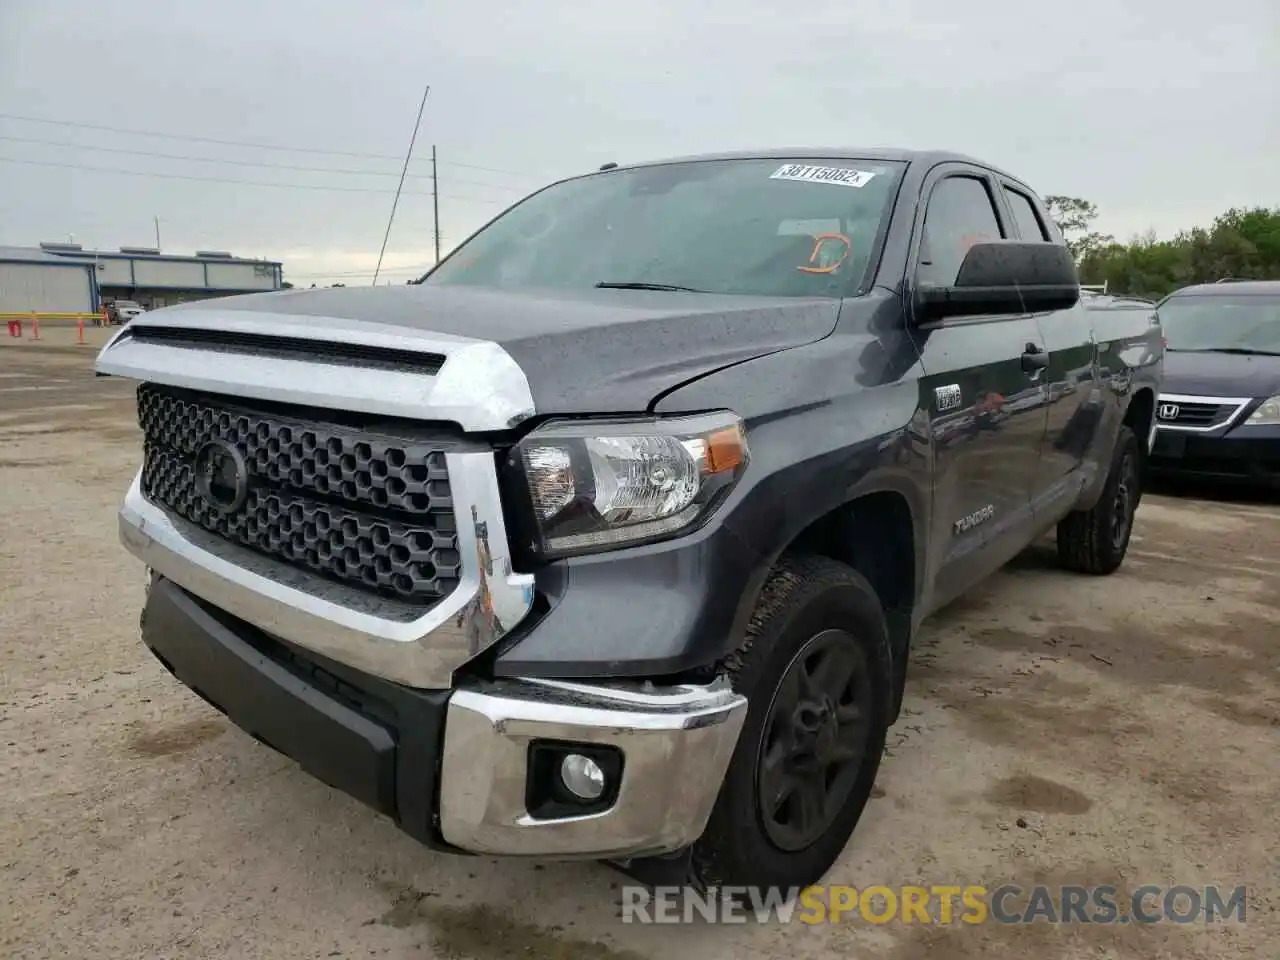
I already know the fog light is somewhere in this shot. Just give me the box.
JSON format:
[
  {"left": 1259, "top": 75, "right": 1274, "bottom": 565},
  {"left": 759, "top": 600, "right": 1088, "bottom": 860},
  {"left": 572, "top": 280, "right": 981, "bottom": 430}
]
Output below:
[{"left": 560, "top": 753, "right": 606, "bottom": 801}]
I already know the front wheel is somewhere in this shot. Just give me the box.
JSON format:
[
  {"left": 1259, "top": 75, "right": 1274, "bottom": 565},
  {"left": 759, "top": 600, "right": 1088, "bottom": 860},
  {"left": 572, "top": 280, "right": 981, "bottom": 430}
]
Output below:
[
  {"left": 690, "top": 554, "right": 892, "bottom": 894},
  {"left": 1057, "top": 424, "right": 1141, "bottom": 575}
]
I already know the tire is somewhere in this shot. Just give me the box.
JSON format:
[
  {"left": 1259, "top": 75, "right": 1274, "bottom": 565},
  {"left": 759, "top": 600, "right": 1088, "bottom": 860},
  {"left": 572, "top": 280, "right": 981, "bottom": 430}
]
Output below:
[
  {"left": 689, "top": 554, "right": 892, "bottom": 894},
  {"left": 1057, "top": 424, "right": 1141, "bottom": 575}
]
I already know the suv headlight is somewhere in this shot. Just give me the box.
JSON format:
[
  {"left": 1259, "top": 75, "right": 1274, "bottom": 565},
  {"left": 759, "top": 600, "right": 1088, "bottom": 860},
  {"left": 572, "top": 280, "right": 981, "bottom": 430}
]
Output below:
[
  {"left": 509, "top": 411, "right": 749, "bottom": 558},
  {"left": 1246, "top": 396, "right": 1280, "bottom": 425}
]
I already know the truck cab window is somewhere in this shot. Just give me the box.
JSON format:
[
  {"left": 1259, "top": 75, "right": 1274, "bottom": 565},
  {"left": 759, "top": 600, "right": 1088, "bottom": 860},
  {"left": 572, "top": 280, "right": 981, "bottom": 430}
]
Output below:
[
  {"left": 917, "top": 176, "right": 1004, "bottom": 287},
  {"left": 1003, "top": 187, "right": 1050, "bottom": 241}
]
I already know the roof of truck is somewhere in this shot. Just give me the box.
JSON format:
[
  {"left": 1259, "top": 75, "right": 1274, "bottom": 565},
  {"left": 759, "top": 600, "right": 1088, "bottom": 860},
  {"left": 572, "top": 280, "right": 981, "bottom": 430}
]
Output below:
[{"left": 603, "top": 147, "right": 1021, "bottom": 182}]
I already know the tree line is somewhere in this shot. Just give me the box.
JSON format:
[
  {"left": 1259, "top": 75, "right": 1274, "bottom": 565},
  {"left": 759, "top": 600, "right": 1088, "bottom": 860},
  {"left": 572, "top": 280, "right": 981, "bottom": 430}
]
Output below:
[{"left": 1044, "top": 197, "right": 1280, "bottom": 301}]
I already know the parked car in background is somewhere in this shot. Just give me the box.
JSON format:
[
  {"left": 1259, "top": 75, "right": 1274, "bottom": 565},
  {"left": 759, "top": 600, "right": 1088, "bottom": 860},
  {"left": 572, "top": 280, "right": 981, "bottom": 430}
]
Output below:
[
  {"left": 107, "top": 300, "right": 145, "bottom": 325},
  {"left": 1150, "top": 280, "right": 1280, "bottom": 487}
]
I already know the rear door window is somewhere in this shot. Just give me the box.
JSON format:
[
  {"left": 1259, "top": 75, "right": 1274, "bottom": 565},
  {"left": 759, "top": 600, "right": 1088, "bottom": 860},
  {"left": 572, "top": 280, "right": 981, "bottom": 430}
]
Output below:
[{"left": 1003, "top": 188, "right": 1050, "bottom": 241}]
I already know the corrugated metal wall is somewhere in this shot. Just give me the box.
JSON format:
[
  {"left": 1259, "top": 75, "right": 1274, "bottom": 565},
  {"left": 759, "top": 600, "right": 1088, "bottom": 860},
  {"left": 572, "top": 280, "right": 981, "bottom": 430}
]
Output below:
[
  {"left": 205, "top": 261, "right": 277, "bottom": 291},
  {"left": 0, "top": 263, "right": 93, "bottom": 313},
  {"left": 47, "top": 253, "right": 282, "bottom": 294},
  {"left": 92, "top": 259, "right": 133, "bottom": 285},
  {"left": 133, "top": 259, "right": 205, "bottom": 288}
]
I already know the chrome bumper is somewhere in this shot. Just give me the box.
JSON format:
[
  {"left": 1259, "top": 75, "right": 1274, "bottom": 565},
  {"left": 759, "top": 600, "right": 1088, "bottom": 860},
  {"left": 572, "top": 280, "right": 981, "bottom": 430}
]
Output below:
[
  {"left": 116, "top": 451, "right": 535, "bottom": 690},
  {"left": 439, "top": 678, "right": 748, "bottom": 859}
]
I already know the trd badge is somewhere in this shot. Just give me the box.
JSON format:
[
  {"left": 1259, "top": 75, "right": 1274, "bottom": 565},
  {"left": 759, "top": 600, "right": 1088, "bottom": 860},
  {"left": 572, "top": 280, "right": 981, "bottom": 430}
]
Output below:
[{"left": 935, "top": 384, "right": 962, "bottom": 412}]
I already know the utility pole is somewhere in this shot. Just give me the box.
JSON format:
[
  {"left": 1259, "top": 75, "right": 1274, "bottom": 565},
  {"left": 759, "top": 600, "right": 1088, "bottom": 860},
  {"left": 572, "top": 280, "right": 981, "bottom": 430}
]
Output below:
[
  {"left": 432, "top": 145, "right": 441, "bottom": 264},
  {"left": 154, "top": 216, "right": 161, "bottom": 249}
]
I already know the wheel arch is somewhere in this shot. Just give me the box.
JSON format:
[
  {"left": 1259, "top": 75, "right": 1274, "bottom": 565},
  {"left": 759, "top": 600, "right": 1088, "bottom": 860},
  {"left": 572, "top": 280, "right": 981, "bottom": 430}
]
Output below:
[
  {"left": 727, "top": 477, "right": 925, "bottom": 722},
  {"left": 1124, "top": 386, "right": 1156, "bottom": 459}
]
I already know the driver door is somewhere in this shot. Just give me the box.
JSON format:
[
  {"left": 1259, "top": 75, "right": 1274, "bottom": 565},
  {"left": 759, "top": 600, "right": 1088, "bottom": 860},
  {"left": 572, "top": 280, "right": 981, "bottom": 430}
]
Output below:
[{"left": 910, "top": 167, "right": 1051, "bottom": 611}]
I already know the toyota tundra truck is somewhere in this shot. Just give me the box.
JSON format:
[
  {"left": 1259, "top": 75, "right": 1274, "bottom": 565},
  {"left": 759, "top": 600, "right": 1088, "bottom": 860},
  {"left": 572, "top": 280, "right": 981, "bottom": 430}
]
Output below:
[{"left": 96, "top": 149, "right": 1162, "bottom": 894}]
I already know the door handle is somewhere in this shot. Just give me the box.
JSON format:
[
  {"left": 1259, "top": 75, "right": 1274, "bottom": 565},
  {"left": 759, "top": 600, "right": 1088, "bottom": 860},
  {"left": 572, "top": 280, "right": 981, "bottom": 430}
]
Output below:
[{"left": 1021, "top": 343, "right": 1049, "bottom": 373}]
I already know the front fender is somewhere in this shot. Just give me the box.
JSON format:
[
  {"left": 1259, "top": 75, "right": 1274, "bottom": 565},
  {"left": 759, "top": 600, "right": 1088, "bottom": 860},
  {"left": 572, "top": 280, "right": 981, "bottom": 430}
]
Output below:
[
  {"left": 491, "top": 329, "right": 931, "bottom": 679},
  {"left": 656, "top": 328, "right": 930, "bottom": 663}
]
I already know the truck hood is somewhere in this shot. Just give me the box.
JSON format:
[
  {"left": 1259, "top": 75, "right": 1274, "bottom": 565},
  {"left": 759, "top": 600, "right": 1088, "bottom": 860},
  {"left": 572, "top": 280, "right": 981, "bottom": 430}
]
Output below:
[
  {"left": 1163, "top": 349, "right": 1280, "bottom": 399},
  {"left": 99, "top": 284, "right": 841, "bottom": 429}
]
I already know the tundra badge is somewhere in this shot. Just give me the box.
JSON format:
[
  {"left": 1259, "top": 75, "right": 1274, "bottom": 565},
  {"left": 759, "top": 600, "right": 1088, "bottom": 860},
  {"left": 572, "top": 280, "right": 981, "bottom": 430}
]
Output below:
[{"left": 954, "top": 504, "right": 995, "bottom": 535}]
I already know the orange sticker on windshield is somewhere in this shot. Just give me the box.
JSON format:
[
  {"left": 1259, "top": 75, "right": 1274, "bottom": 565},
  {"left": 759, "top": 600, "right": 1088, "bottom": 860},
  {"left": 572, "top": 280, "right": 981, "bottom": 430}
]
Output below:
[{"left": 797, "top": 233, "right": 852, "bottom": 274}]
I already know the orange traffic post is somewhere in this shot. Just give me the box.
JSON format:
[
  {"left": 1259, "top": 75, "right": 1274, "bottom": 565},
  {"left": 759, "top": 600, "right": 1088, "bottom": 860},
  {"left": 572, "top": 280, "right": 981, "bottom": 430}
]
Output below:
[
  {"left": 77, "top": 316, "right": 86, "bottom": 345},
  {"left": 29, "top": 311, "right": 40, "bottom": 341},
  {"left": 101, "top": 306, "right": 110, "bottom": 329}
]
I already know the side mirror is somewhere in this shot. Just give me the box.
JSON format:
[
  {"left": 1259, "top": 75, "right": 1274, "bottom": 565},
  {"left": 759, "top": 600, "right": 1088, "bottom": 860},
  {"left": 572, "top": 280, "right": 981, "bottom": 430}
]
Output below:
[{"left": 914, "top": 240, "right": 1080, "bottom": 322}]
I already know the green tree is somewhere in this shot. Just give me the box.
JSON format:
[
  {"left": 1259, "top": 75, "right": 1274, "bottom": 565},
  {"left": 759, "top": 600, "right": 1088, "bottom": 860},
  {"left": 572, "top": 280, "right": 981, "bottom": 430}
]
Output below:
[
  {"left": 1044, "top": 195, "right": 1115, "bottom": 261},
  {"left": 1071, "top": 204, "right": 1280, "bottom": 299}
]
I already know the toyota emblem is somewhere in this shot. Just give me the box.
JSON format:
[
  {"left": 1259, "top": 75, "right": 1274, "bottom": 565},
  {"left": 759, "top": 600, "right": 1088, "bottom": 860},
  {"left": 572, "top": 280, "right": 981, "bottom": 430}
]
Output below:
[
  {"left": 194, "top": 440, "right": 249, "bottom": 514},
  {"left": 1158, "top": 403, "right": 1180, "bottom": 421}
]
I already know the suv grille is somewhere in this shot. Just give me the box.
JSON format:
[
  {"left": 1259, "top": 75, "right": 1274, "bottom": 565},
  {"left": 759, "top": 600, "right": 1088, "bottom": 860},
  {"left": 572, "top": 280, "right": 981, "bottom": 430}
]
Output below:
[
  {"left": 1157, "top": 400, "right": 1238, "bottom": 428},
  {"left": 136, "top": 383, "right": 462, "bottom": 607}
]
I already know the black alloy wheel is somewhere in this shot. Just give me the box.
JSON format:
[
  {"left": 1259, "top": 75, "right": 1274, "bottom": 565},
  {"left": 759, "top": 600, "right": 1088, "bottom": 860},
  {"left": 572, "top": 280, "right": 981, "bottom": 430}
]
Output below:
[
  {"left": 1110, "top": 446, "right": 1138, "bottom": 552},
  {"left": 1057, "top": 423, "right": 1141, "bottom": 576},
  {"left": 756, "top": 629, "right": 873, "bottom": 852},
  {"left": 687, "top": 554, "right": 893, "bottom": 894}
]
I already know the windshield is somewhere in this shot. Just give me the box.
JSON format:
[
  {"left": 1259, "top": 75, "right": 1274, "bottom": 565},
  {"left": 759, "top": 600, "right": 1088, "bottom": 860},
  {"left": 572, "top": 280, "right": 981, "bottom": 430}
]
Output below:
[
  {"left": 424, "top": 158, "right": 906, "bottom": 299},
  {"left": 1159, "top": 293, "right": 1280, "bottom": 353}
]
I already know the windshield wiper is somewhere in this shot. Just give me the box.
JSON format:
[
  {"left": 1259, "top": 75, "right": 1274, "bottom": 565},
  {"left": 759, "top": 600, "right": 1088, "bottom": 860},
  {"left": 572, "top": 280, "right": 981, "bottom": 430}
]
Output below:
[
  {"left": 1171, "top": 347, "right": 1280, "bottom": 357},
  {"left": 594, "top": 281, "right": 707, "bottom": 293}
]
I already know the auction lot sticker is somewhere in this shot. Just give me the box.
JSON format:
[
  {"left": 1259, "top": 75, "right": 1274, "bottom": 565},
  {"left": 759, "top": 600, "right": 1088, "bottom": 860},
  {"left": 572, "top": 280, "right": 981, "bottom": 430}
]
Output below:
[{"left": 770, "top": 164, "right": 877, "bottom": 188}]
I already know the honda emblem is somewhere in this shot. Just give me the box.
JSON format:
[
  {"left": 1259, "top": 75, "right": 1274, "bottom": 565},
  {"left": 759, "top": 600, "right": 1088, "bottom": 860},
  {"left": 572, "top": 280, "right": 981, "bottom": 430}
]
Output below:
[{"left": 1158, "top": 403, "right": 1180, "bottom": 420}]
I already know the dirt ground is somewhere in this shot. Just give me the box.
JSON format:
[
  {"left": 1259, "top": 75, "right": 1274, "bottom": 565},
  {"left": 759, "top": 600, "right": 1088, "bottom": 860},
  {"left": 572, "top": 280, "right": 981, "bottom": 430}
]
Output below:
[{"left": 2, "top": 328, "right": 1276, "bottom": 959}]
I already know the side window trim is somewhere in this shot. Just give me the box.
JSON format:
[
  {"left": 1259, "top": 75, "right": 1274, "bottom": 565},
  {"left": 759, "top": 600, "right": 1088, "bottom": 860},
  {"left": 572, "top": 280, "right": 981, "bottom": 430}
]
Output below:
[
  {"left": 999, "top": 181, "right": 1051, "bottom": 242},
  {"left": 906, "top": 166, "right": 1014, "bottom": 327},
  {"left": 1031, "top": 191, "right": 1067, "bottom": 245}
]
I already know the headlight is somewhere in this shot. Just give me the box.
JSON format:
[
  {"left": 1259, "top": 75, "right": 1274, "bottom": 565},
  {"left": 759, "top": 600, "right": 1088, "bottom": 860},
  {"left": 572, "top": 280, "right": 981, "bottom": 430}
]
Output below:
[
  {"left": 1246, "top": 396, "right": 1280, "bottom": 425},
  {"left": 509, "top": 411, "right": 749, "bottom": 558}
]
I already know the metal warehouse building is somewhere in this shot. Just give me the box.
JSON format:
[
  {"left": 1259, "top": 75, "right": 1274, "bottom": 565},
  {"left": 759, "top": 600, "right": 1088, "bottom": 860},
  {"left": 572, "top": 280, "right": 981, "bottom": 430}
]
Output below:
[
  {"left": 0, "top": 242, "right": 284, "bottom": 315},
  {"left": 0, "top": 246, "right": 100, "bottom": 314}
]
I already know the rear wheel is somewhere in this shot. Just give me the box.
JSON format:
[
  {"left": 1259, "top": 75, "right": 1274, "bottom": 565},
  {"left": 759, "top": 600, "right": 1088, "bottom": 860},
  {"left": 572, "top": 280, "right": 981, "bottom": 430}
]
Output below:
[
  {"left": 1057, "top": 424, "right": 1141, "bottom": 575},
  {"left": 690, "top": 554, "right": 891, "bottom": 894}
]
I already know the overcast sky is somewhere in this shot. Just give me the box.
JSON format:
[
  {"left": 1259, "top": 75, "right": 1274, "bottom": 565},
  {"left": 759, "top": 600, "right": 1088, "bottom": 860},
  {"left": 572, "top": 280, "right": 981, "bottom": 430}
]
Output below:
[{"left": 1, "top": 1, "right": 1276, "bottom": 286}]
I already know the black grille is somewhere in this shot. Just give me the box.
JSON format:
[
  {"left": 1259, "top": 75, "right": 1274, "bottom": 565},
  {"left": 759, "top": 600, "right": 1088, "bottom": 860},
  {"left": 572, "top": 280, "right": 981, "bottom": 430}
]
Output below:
[
  {"left": 1157, "top": 400, "right": 1232, "bottom": 427},
  {"left": 137, "top": 383, "right": 462, "bottom": 607}
]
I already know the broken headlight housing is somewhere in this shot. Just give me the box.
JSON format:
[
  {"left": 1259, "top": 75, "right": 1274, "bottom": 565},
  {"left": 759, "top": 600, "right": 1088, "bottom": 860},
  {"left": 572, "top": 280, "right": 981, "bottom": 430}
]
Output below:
[{"left": 507, "top": 411, "right": 749, "bottom": 558}]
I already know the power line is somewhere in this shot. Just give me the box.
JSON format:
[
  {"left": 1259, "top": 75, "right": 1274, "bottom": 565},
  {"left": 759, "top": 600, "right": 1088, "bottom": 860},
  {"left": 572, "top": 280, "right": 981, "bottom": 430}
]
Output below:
[
  {"left": 0, "top": 204, "right": 449, "bottom": 241},
  {"left": 0, "top": 132, "right": 529, "bottom": 193},
  {"left": 0, "top": 112, "right": 551, "bottom": 180},
  {"left": 373, "top": 84, "right": 430, "bottom": 286},
  {"left": 0, "top": 154, "right": 513, "bottom": 204}
]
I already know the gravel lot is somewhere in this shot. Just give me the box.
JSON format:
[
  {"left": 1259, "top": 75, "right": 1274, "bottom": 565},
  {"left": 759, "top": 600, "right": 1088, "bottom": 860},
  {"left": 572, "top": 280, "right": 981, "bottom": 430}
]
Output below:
[{"left": 2, "top": 329, "right": 1276, "bottom": 959}]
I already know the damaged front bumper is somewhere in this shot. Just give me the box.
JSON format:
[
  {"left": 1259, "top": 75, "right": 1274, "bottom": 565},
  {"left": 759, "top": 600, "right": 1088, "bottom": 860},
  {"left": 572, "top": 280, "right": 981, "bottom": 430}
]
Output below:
[
  {"left": 441, "top": 678, "right": 746, "bottom": 859},
  {"left": 140, "top": 576, "right": 747, "bottom": 860}
]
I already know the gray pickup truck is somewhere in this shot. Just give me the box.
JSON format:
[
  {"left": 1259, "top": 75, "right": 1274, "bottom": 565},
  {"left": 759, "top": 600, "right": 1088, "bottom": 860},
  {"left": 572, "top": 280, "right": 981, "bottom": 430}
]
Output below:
[{"left": 96, "top": 148, "right": 1162, "bottom": 895}]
